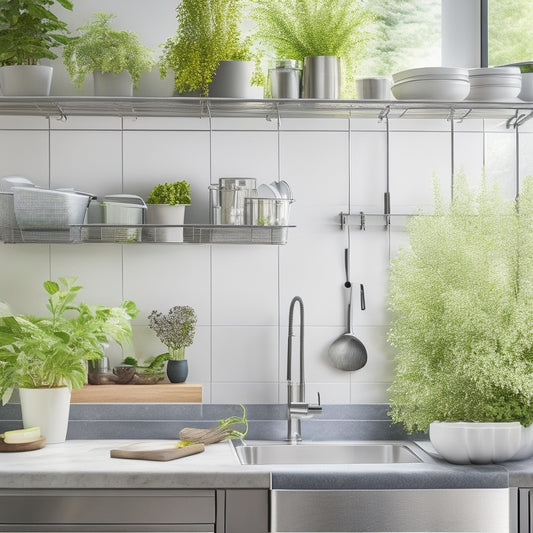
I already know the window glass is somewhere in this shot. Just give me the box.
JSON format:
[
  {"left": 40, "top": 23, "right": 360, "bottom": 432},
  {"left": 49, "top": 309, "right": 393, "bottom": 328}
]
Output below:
[
  {"left": 359, "top": 0, "right": 441, "bottom": 77},
  {"left": 488, "top": 0, "right": 533, "bottom": 65}
]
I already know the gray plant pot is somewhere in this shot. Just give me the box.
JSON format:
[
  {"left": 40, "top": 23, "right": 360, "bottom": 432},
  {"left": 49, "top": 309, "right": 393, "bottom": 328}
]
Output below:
[
  {"left": 93, "top": 70, "right": 133, "bottom": 97},
  {"left": 303, "top": 56, "right": 341, "bottom": 99},
  {"left": 0, "top": 65, "right": 53, "bottom": 96},
  {"left": 209, "top": 61, "right": 256, "bottom": 98},
  {"left": 166, "top": 360, "right": 188, "bottom": 383}
]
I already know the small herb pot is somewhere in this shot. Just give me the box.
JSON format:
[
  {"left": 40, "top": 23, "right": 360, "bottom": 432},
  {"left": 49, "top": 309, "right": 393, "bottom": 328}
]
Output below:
[{"left": 167, "top": 360, "right": 188, "bottom": 383}]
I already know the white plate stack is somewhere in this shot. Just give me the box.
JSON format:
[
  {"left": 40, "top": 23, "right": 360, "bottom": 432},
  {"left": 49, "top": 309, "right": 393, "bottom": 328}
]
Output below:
[
  {"left": 467, "top": 67, "right": 522, "bottom": 100},
  {"left": 391, "top": 67, "right": 470, "bottom": 101}
]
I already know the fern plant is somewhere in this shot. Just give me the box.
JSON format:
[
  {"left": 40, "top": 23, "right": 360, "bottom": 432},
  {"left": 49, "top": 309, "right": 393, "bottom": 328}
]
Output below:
[
  {"left": 388, "top": 173, "right": 533, "bottom": 433},
  {"left": 63, "top": 12, "right": 153, "bottom": 89},
  {"left": 159, "top": 0, "right": 258, "bottom": 96},
  {"left": 0, "top": 0, "right": 73, "bottom": 65},
  {"left": 0, "top": 277, "right": 139, "bottom": 404},
  {"left": 251, "top": 0, "right": 373, "bottom": 94}
]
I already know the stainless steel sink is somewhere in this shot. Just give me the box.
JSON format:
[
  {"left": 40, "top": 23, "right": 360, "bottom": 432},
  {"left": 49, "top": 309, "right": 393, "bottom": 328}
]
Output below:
[{"left": 232, "top": 440, "right": 423, "bottom": 465}]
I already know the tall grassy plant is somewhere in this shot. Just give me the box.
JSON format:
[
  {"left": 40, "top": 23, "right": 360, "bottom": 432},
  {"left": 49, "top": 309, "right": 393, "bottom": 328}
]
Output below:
[
  {"left": 0, "top": 0, "right": 73, "bottom": 65},
  {"left": 160, "top": 0, "right": 255, "bottom": 96},
  {"left": 388, "top": 173, "right": 533, "bottom": 433},
  {"left": 251, "top": 0, "right": 372, "bottom": 94}
]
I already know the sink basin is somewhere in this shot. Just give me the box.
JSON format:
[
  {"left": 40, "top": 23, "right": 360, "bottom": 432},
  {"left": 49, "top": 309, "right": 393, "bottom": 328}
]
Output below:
[{"left": 232, "top": 440, "right": 423, "bottom": 465}]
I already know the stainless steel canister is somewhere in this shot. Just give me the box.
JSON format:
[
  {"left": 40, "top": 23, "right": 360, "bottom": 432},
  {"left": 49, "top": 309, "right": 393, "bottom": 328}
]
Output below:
[
  {"left": 269, "top": 60, "right": 302, "bottom": 98},
  {"left": 303, "top": 56, "right": 341, "bottom": 99},
  {"left": 219, "top": 178, "right": 257, "bottom": 225},
  {"left": 355, "top": 77, "right": 392, "bottom": 99}
]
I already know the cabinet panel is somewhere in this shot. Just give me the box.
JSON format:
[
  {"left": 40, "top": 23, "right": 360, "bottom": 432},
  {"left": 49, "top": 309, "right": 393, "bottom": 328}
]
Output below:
[{"left": 0, "top": 489, "right": 215, "bottom": 526}]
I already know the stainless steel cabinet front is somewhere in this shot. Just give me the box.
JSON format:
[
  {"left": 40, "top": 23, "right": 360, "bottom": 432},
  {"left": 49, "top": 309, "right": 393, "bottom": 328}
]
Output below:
[
  {"left": 0, "top": 489, "right": 216, "bottom": 532},
  {"left": 271, "top": 488, "right": 510, "bottom": 532}
]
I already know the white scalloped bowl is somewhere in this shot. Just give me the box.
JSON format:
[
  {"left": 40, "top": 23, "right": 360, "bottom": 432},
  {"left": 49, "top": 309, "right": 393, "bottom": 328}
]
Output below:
[{"left": 429, "top": 421, "right": 533, "bottom": 464}]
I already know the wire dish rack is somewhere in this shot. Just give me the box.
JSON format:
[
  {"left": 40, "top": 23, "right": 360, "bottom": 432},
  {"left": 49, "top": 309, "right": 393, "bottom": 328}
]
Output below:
[{"left": 68, "top": 224, "right": 293, "bottom": 245}]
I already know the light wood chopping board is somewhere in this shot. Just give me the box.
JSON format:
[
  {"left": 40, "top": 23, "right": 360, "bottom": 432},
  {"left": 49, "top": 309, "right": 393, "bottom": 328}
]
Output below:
[
  {"left": 110, "top": 441, "right": 205, "bottom": 461},
  {"left": 0, "top": 436, "right": 46, "bottom": 452}
]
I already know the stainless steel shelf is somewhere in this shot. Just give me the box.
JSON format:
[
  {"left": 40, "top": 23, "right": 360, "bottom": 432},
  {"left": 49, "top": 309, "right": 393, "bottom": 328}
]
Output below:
[
  {"left": 1, "top": 96, "right": 533, "bottom": 121},
  {"left": 1, "top": 224, "right": 294, "bottom": 245}
]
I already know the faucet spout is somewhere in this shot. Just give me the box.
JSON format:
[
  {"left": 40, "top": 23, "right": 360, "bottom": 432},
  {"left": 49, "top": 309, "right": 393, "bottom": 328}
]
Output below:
[{"left": 286, "top": 296, "right": 321, "bottom": 443}]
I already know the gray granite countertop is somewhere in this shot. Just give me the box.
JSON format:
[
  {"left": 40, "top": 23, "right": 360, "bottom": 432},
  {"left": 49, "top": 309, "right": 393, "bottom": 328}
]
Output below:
[{"left": 0, "top": 438, "right": 519, "bottom": 491}]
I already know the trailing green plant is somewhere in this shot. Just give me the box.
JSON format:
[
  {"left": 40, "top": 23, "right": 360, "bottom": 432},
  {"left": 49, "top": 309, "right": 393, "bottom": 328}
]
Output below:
[
  {"left": 148, "top": 305, "right": 197, "bottom": 361},
  {"left": 159, "top": 0, "right": 261, "bottom": 96},
  {"left": 62, "top": 12, "right": 153, "bottom": 89},
  {"left": 0, "top": 277, "right": 139, "bottom": 404},
  {"left": 0, "top": 0, "right": 73, "bottom": 66},
  {"left": 147, "top": 181, "right": 191, "bottom": 205},
  {"left": 388, "top": 172, "right": 533, "bottom": 433},
  {"left": 250, "top": 0, "right": 373, "bottom": 95}
]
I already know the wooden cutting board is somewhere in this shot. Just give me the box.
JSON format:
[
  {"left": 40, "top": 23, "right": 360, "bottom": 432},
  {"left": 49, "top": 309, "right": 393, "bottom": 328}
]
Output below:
[
  {"left": 0, "top": 436, "right": 46, "bottom": 452},
  {"left": 110, "top": 442, "right": 205, "bottom": 461}
]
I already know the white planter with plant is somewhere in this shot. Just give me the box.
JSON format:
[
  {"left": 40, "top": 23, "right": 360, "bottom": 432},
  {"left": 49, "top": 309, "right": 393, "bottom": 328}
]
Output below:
[
  {"left": 160, "top": 0, "right": 263, "bottom": 97},
  {"left": 147, "top": 306, "right": 197, "bottom": 383},
  {"left": 388, "top": 173, "right": 533, "bottom": 463},
  {"left": 63, "top": 12, "right": 153, "bottom": 96},
  {"left": 146, "top": 181, "right": 191, "bottom": 242},
  {"left": 0, "top": 277, "right": 139, "bottom": 443},
  {"left": 251, "top": 0, "right": 372, "bottom": 98},
  {"left": 0, "top": 0, "right": 73, "bottom": 96}
]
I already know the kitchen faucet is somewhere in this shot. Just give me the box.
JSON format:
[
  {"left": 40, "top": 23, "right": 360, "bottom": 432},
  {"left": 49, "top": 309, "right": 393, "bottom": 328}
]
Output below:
[{"left": 286, "top": 296, "right": 322, "bottom": 443}]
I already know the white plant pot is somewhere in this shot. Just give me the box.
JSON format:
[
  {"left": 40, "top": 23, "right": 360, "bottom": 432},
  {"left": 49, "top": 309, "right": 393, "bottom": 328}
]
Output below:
[
  {"left": 134, "top": 68, "right": 175, "bottom": 97},
  {"left": 146, "top": 204, "right": 188, "bottom": 242},
  {"left": 429, "top": 421, "right": 533, "bottom": 464},
  {"left": 209, "top": 61, "right": 258, "bottom": 98},
  {"left": 519, "top": 72, "right": 533, "bottom": 101},
  {"left": 19, "top": 387, "right": 71, "bottom": 444},
  {"left": 93, "top": 70, "right": 133, "bottom": 97},
  {"left": 0, "top": 65, "right": 53, "bottom": 96}
]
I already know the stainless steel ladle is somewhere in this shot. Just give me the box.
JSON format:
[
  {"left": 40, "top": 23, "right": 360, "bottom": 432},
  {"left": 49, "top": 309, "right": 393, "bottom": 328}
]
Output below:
[{"left": 327, "top": 248, "right": 368, "bottom": 371}]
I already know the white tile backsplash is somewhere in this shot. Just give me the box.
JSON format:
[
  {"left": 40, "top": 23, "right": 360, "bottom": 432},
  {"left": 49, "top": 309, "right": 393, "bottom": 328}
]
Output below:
[{"left": 0, "top": 114, "right": 497, "bottom": 405}]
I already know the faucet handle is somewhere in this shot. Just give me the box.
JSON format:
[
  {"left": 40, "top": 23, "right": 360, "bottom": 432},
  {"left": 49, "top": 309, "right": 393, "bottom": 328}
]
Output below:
[{"left": 308, "top": 392, "right": 322, "bottom": 412}]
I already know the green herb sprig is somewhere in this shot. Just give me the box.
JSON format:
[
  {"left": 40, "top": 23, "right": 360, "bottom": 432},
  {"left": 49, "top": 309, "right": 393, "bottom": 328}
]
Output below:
[{"left": 147, "top": 181, "right": 191, "bottom": 205}]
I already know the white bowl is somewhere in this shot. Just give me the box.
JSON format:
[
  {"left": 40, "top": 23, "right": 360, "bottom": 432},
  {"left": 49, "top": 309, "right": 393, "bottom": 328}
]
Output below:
[
  {"left": 391, "top": 78, "right": 470, "bottom": 101},
  {"left": 469, "top": 66, "right": 521, "bottom": 77},
  {"left": 466, "top": 84, "right": 521, "bottom": 101},
  {"left": 393, "top": 67, "right": 469, "bottom": 84},
  {"left": 429, "top": 421, "right": 527, "bottom": 464}
]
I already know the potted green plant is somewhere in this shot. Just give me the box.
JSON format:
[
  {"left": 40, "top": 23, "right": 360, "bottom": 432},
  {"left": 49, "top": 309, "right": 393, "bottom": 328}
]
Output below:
[
  {"left": 250, "top": 0, "right": 373, "bottom": 98},
  {"left": 0, "top": 0, "right": 73, "bottom": 95},
  {"left": 148, "top": 306, "right": 197, "bottom": 383},
  {"left": 146, "top": 180, "right": 191, "bottom": 242},
  {"left": 0, "top": 277, "right": 139, "bottom": 443},
  {"left": 388, "top": 173, "right": 533, "bottom": 463},
  {"left": 159, "top": 0, "right": 262, "bottom": 97},
  {"left": 62, "top": 12, "right": 154, "bottom": 96}
]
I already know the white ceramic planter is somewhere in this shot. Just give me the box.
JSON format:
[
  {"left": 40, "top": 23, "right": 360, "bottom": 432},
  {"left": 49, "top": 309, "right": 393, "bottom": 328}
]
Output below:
[
  {"left": 209, "top": 61, "right": 259, "bottom": 98},
  {"left": 146, "top": 204, "right": 188, "bottom": 242},
  {"left": 19, "top": 387, "right": 71, "bottom": 444},
  {"left": 519, "top": 72, "right": 533, "bottom": 101},
  {"left": 0, "top": 65, "right": 53, "bottom": 96},
  {"left": 134, "top": 68, "right": 175, "bottom": 97},
  {"left": 429, "top": 421, "right": 533, "bottom": 464},
  {"left": 93, "top": 70, "right": 133, "bottom": 97}
]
